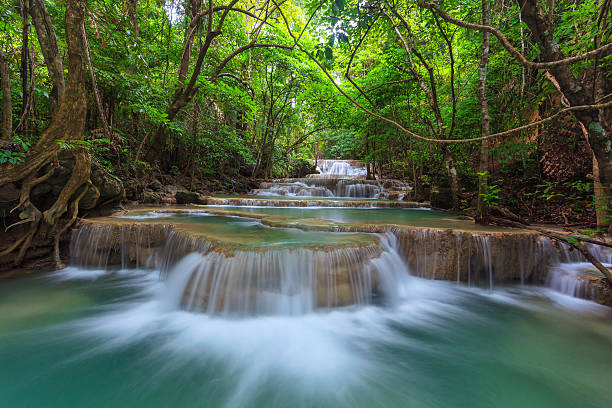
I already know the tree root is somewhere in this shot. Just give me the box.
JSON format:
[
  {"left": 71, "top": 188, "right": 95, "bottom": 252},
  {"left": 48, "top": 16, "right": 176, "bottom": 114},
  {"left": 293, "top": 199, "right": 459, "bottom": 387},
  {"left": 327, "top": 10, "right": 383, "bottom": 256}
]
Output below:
[
  {"left": 0, "top": 234, "right": 27, "bottom": 257},
  {"left": 43, "top": 150, "right": 91, "bottom": 225},
  {"left": 5, "top": 167, "right": 54, "bottom": 232},
  {"left": 53, "top": 179, "right": 91, "bottom": 269},
  {"left": 1, "top": 149, "right": 96, "bottom": 268}
]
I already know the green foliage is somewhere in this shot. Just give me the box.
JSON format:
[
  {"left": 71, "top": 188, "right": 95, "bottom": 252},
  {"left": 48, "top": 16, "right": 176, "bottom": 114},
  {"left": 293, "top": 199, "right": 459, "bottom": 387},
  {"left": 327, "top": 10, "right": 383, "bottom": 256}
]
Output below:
[
  {"left": 319, "top": 130, "right": 360, "bottom": 159},
  {"left": 477, "top": 173, "right": 501, "bottom": 207},
  {"left": 0, "top": 138, "right": 29, "bottom": 165},
  {"left": 0, "top": 149, "right": 26, "bottom": 165},
  {"left": 0, "top": 0, "right": 606, "bottom": 223}
]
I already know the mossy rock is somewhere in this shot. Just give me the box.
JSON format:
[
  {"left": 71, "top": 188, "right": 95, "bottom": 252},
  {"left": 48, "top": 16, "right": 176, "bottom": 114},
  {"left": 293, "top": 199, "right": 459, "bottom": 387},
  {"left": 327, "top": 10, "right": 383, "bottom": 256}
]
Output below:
[
  {"left": 430, "top": 187, "right": 452, "bottom": 210},
  {"left": 175, "top": 190, "right": 204, "bottom": 204}
]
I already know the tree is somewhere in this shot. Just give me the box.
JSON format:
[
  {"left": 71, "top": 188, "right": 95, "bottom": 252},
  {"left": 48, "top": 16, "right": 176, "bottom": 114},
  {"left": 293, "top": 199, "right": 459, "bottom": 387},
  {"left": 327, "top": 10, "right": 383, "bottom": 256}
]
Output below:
[
  {"left": 420, "top": 0, "right": 612, "bottom": 228},
  {"left": 476, "top": 0, "right": 491, "bottom": 221},
  {"left": 0, "top": 0, "right": 106, "bottom": 268},
  {"left": 0, "top": 48, "right": 11, "bottom": 140},
  {"left": 145, "top": 0, "right": 292, "bottom": 169},
  {"left": 29, "top": 0, "right": 65, "bottom": 113}
]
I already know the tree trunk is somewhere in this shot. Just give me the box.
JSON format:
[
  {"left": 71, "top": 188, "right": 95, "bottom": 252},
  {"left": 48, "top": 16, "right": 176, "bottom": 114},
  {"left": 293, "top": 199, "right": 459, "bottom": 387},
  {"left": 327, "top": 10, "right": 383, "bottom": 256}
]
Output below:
[
  {"left": 0, "top": 0, "right": 98, "bottom": 269},
  {"left": 29, "top": 0, "right": 65, "bottom": 113},
  {"left": 20, "top": 0, "right": 29, "bottom": 120},
  {"left": 477, "top": 0, "right": 491, "bottom": 221},
  {"left": 588, "top": 115, "right": 612, "bottom": 231},
  {"left": 386, "top": 8, "right": 461, "bottom": 209},
  {"left": 0, "top": 49, "right": 11, "bottom": 140},
  {"left": 593, "top": 154, "right": 608, "bottom": 228},
  {"left": 442, "top": 144, "right": 460, "bottom": 210}
]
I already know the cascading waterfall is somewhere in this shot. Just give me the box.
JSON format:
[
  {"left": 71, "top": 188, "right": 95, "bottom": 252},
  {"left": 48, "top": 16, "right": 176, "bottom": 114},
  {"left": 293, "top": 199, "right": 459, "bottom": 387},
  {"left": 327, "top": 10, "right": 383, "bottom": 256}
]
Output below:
[
  {"left": 70, "top": 222, "right": 416, "bottom": 317},
  {"left": 70, "top": 223, "right": 210, "bottom": 270},
  {"left": 168, "top": 243, "right": 393, "bottom": 316},
  {"left": 70, "top": 217, "right": 611, "bottom": 308},
  {"left": 5, "top": 219, "right": 612, "bottom": 408},
  {"left": 165, "top": 233, "right": 415, "bottom": 316},
  {"left": 543, "top": 245, "right": 611, "bottom": 300},
  {"left": 390, "top": 226, "right": 610, "bottom": 298},
  {"left": 315, "top": 159, "right": 367, "bottom": 177},
  {"left": 249, "top": 159, "right": 412, "bottom": 199},
  {"left": 250, "top": 175, "right": 412, "bottom": 199},
  {"left": 545, "top": 263, "right": 603, "bottom": 298}
]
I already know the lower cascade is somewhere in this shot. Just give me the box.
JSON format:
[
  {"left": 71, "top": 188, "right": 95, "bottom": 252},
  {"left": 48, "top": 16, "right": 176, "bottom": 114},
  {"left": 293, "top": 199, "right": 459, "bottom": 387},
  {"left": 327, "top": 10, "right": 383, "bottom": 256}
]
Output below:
[
  {"left": 69, "top": 214, "right": 612, "bottom": 312},
  {"left": 70, "top": 223, "right": 412, "bottom": 316},
  {"left": 169, "top": 236, "right": 409, "bottom": 316}
]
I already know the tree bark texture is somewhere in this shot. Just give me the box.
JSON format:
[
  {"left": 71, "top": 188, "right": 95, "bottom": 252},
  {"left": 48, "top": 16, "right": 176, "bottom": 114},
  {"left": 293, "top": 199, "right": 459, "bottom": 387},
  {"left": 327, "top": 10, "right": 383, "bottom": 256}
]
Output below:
[
  {"left": 477, "top": 0, "right": 491, "bottom": 220},
  {"left": 0, "top": 49, "right": 11, "bottom": 140},
  {"left": 29, "top": 0, "right": 65, "bottom": 113}
]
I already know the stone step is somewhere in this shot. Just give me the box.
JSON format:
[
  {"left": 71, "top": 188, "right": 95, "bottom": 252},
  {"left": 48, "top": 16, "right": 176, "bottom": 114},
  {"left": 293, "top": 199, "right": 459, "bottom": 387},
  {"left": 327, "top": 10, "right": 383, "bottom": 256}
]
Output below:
[{"left": 204, "top": 196, "right": 429, "bottom": 208}]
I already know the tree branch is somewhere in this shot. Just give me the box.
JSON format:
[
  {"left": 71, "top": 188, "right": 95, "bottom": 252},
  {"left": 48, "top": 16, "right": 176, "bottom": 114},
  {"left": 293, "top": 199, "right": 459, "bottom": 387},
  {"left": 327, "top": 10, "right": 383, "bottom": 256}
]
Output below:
[
  {"left": 419, "top": 1, "right": 612, "bottom": 69},
  {"left": 216, "top": 73, "right": 255, "bottom": 97}
]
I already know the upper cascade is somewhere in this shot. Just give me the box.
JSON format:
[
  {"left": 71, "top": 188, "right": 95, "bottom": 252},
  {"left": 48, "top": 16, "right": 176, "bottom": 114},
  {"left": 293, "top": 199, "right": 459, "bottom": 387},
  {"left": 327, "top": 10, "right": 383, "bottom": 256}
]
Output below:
[
  {"left": 313, "top": 159, "right": 368, "bottom": 178},
  {"left": 250, "top": 159, "right": 413, "bottom": 199}
]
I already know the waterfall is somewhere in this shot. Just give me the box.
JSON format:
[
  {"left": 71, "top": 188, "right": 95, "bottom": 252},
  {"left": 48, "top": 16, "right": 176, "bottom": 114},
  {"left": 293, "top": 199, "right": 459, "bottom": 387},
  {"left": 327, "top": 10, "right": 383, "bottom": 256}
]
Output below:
[
  {"left": 545, "top": 263, "right": 602, "bottom": 299},
  {"left": 165, "top": 235, "right": 413, "bottom": 317},
  {"left": 70, "top": 223, "right": 209, "bottom": 270},
  {"left": 250, "top": 177, "right": 412, "bottom": 199},
  {"left": 70, "top": 221, "right": 418, "bottom": 316},
  {"left": 315, "top": 160, "right": 367, "bottom": 177},
  {"left": 70, "top": 219, "right": 612, "bottom": 308},
  {"left": 205, "top": 196, "right": 425, "bottom": 208},
  {"left": 543, "top": 244, "right": 611, "bottom": 301},
  {"left": 392, "top": 227, "right": 609, "bottom": 298},
  {"left": 248, "top": 159, "right": 412, "bottom": 199}
]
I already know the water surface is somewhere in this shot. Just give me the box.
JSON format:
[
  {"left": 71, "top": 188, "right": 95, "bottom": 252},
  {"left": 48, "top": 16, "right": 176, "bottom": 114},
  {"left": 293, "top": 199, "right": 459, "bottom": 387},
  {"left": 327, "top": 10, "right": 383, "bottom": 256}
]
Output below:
[
  {"left": 1, "top": 267, "right": 610, "bottom": 408},
  {"left": 117, "top": 212, "right": 379, "bottom": 249},
  {"left": 196, "top": 206, "right": 506, "bottom": 231}
]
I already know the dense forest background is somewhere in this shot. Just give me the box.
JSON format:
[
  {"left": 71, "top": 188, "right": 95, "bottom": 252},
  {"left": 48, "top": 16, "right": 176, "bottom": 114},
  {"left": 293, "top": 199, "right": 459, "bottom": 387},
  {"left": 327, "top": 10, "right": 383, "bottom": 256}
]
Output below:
[{"left": 0, "top": 0, "right": 610, "bottom": 233}]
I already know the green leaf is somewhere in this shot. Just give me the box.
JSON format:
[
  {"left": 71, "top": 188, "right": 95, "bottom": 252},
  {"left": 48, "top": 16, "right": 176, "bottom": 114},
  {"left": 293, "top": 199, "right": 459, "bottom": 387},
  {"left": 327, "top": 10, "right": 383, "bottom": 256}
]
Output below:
[{"left": 324, "top": 46, "right": 333, "bottom": 60}]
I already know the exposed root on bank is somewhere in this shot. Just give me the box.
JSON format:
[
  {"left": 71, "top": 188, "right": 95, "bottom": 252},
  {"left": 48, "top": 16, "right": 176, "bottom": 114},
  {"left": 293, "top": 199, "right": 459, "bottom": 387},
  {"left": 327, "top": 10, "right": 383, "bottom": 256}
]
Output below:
[
  {"left": 53, "top": 178, "right": 93, "bottom": 269},
  {"left": 1, "top": 149, "right": 95, "bottom": 268}
]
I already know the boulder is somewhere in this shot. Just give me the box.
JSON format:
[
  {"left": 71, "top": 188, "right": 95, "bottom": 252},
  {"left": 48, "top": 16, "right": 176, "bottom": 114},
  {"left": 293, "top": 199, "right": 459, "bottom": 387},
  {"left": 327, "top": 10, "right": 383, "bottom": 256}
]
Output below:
[
  {"left": 149, "top": 180, "right": 163, "bottom": 192},
  {"left": 162, "top": 185, "right": 181, "bottom": 195},
  {"left": 123, "top": 179, "right": 142, "bottom": 201},
  {"left": 175, "top": 190, "right": 204, "bottom": 204},
  {"left": 80, "top": 185, "right": 100, "bottom": 209},
  {"left": 89, "top": 162, "right": 124, "bottom": 206},
  {"left": 589, "top": 278, "right": 612, "bottom": 307},
  {"left": 142, "top": 189, "right": 161, "bottom": 203}
]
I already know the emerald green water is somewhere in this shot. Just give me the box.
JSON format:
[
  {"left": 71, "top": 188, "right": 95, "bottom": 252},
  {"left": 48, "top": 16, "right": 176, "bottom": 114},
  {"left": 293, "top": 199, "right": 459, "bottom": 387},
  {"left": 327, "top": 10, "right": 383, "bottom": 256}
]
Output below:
[
  {"left": 197, "top": 206, "right": 505, "bottom": 231},
  {"left": 1, "top": 268, "right": 610, "bottom": 408},
  {"left": 117, "top": 212, "right": 378, "bottom": 248}
]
